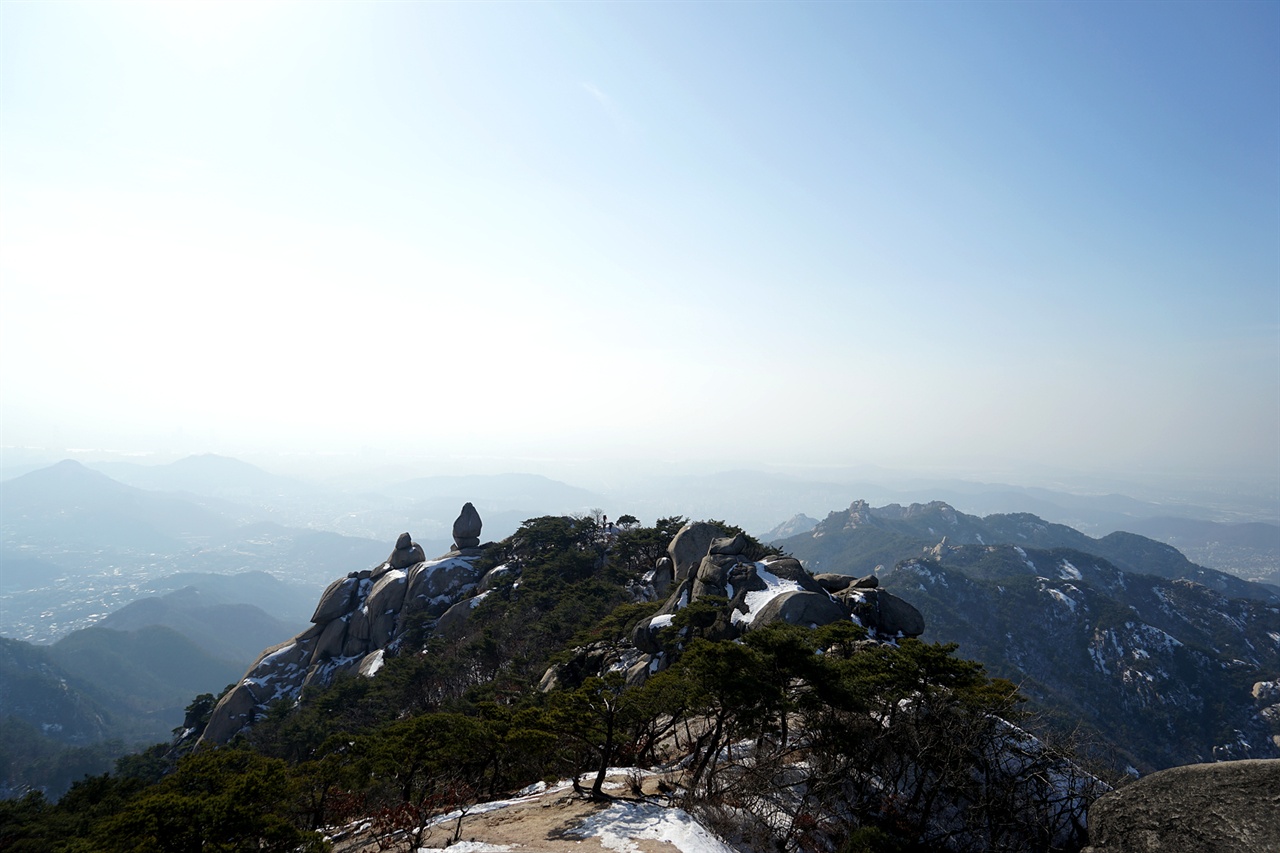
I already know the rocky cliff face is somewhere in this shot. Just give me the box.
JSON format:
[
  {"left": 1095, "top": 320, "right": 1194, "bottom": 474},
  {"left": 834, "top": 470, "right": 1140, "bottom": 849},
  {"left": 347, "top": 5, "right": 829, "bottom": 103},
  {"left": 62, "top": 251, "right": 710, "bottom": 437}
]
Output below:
[{"left": 199, "top": 504, "right": 489, "bottom": 745}]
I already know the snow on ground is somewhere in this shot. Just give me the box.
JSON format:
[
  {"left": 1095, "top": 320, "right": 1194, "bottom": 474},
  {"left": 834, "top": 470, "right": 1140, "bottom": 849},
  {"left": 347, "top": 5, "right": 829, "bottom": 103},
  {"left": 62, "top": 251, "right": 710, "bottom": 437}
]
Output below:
[
  {"left": 317, "top": 769, "right": 739, "bottom": 853},
  {"left": 732, "top": 564, "right": 805, "bottom": 626},
  {"left": 1044, "top": 587, "right": 1077, "bottom": 613},
  {"left": 362, "top": 649, "right": 385, "bottom": 676},
  {"left": 564, "top": 801, "right": 738, "bottom": 853}
]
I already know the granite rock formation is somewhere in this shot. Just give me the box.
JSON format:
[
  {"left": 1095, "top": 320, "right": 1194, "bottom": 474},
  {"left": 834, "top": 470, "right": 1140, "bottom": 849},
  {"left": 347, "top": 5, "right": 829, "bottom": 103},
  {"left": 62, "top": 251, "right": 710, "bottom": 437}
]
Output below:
[
  {"left": 625, "top": 521, "right": 925, "bottom": 680},
  {"left": 199, "top": 510, "right": 486, "bottom": 745}
]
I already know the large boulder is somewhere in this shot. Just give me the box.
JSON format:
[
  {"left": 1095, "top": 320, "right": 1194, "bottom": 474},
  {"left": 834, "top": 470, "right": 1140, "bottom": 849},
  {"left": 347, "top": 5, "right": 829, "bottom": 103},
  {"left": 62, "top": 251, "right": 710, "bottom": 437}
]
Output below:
[
  {"left": 478, "top": 564, "right": 516, "bottom": 592},
  {"left": 311, "top": 576, "right": 360, "bottom": 623},
  {"left": 650, "top": 557, "right": 674, "bottom": 598},
  {"left": 434, "top": 597, "right": 475, "bottom": 638},
  {"left": 366, "top": 569, "right": 409, "bottom": 618},
  {"left": 199, "top": 683, "right": 260, "bottom": 744},
  {"left": 402, "top": 557, "right": 482, "bottom": 616},
  {"left": 1083, "top": 759, "right": 1280, "bottom": 852},
  {"left": 758, "top": 557, "right": 827, "bottom": 594},
  {"left": 709, "top": 532, "right": 747, "bottom": 556},
  {"left": 839, "top": 587, "right": 924, "bottom": 637},
  {"left": 814, "top": 572, "right": 854, "bottom": 592},
  {"left": 453, "top": 502, "right": 483, "bottom": 550},
  {"left": 669, "top": 521, "right": 728, "bottom": 582},
  {"left": 692, "top": 554, "right": 739, "bottom": 600},
  {"left": 387, "top": 532, "right": 426, "bottom": 570},
  {"left": 748, "top": 590, "right": 852, "bottom": 630}
]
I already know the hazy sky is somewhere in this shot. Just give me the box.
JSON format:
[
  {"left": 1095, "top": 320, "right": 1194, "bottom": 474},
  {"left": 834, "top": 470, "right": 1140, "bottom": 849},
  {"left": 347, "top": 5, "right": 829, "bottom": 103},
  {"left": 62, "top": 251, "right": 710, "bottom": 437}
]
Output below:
[{"left": 2, "top": 1, "right": 1277, "bottom": 483}]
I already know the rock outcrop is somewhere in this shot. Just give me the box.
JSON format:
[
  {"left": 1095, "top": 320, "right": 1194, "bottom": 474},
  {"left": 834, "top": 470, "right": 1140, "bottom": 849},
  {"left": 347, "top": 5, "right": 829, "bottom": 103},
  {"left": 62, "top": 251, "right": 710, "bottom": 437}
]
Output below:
[
  {"left": 387, "top": 532, "right": 426, "bottom": 569},
  {"left": 200, "top": 515, "right": 486, "bottom": 745},
  {"left": 453, "top": 502, "right": 483, "bottom": 551},
  {"left": 622, "top": 521, "right": 925, "bottom": 683},
  {"left": 1083, "top": 759, "right": 1280, "bottom": 852},
  {"left": 668, "top": 521, "right": 728, "bottom": 582}
]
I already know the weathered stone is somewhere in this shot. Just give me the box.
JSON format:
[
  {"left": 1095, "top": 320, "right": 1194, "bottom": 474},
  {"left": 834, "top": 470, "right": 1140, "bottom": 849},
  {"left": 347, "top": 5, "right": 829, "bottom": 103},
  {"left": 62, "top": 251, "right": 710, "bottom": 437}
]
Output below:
[
  {"left": 453, "top": 502, "right": 483, "bottom": 549},
  {"left": 696, "top": 554, "right": 739, "bottom": 586},
  {"left": 814, "top": 572, "right": 854, "bottom": 592},
  {"left": 202, "top": 547, "right": 491, "bottom": 746},
  {"left": 366, "top": 569, "right": 408, "bottom": 616},
  {"left": 370, "top": 610, "right": 398, "bottom": 649},
  {"left": 402, "top": 557, "right": 482, "bottom": 617},
  {"left": 626, "top": 657, "right": 653, "bottom": 686},
  {"left": 479, "top": 564, "right": 516, "bottom": 592},
  {"left": 709, "top": 532, "right": 747, "bottom": 556},
  {"left": 200, "top": 684, "right": 259, "bottom": 744},
  {"left": 252, "top": 636, "right": 311, "bottom": 677},
  {"left": 669, "top": 521, "right": 728, "bottom": 582},
  {"left": 652, "top": 579, "right": 691, "bottom": 618},
  {"left": 852, "top": 574, "right": 879, "bottom": 589},
  {"left": 759, "top": 556, "right": 804, "bottom": 580},
  {"left": 1083, "top": 759, "right": 1280, "bottom": 853},
  {"left": 651, "top": 557, "right": 674, "bottom": 597},
  {"left": 434, "top": 597, "right": 474, "bottom": 637},
  {"left": 751, "top": 557, "right": 827, "bottom": 596},
  {"left": 387, "top": 532, "right": 426, "bottom": 570},
  {"left": 632, "top": 616, "right": 664, "bottom": 654},
  {"left": 295, "top": 622, "right": 326, "bottom": 642},
  {"left": 692, "top": 578, "right": 726, "bottom": 601},
  {"left": 357, "top": 650, "right": 386, "bottom": 678},
  {"left": 840, "top": 588, "right": 924, "bottom": 637},
  {"left": 311, "top": 576, "right": 359, "bottom": 623},
  {"left": 347, "top": 606, "right": 371, "bottom": 642},
  {"left": 342, "top": 627, "right": 368, "bottom": 657},
  {"left": 311, "top": 616, "right": 348, "bottom": 663},
  {"left": 727, "top": 561, "right": 766, "bottom": 595},
  {"left": 748, "top": 590, "right": 851, "bottom": 630},
  {"left": 693, "top": 554, "right": 741, "bottom": 601}
]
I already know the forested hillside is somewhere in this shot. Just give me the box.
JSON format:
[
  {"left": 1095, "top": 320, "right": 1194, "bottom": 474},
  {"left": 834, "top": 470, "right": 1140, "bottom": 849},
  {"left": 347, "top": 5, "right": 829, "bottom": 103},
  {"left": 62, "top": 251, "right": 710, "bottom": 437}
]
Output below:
[{"left": 0, "top": 514, "right": 1106, "bottom": 853}]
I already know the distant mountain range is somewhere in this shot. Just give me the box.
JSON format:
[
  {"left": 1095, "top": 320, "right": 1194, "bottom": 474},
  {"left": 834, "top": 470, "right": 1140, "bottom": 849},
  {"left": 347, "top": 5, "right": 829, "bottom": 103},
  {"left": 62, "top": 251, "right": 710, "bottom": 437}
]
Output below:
[
  {"left": 95, "top": 582, "right": 309, "bottom": 663},
  {"left": 91, "top": 453, "right": 311, "bottom": 501},
  {"left": 0, "top": 460, "right": 233, "bottom": 551},
  {"left": 778, "top": 500, "right": 1280, "bottom": 772}
]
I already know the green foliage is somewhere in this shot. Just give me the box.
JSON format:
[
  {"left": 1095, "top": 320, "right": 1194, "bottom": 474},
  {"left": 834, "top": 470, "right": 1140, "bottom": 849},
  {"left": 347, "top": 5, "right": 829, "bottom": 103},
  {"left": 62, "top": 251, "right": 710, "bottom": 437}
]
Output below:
[
  {"left": 609, "top": 515, "right": 685, "bottom": 575},
  {"left": 76, "top": 749, "right": 326, "bottom": 853},
  {"left": 660, "top": 595, "right": 730, "bottom": 647},
  {"left": 566, "top": 600, "right": 663, "bottom": 650},
  {"left": 0, "top": 716, "right": 129, "bottom": 801},
  {"left": 0, "top": 791, "right": 56, "bottom": 853}
]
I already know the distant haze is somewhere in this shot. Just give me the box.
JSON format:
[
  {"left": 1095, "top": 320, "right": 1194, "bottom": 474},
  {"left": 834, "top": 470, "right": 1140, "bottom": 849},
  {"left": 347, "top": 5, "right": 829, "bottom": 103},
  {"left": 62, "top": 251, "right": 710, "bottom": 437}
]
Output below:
[{"left": 2, "top": 2, "right": 1276, "bottom": 488}]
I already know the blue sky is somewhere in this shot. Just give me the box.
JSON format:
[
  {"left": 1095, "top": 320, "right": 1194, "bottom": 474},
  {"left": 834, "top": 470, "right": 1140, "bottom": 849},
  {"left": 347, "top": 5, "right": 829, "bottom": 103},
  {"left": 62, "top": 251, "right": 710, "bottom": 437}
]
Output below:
[{"left": 1, "top": 1, "right": 1276, "bottom": 484}]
